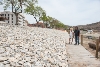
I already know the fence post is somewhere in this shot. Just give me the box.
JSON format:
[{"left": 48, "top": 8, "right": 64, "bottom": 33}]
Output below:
[
  {"left": 95, "top": 39, "right": 99, "bottom": 58},
  {"left": 81, "top": 35, "right": 83, "bottom": 45},
  {"left": 99, "top": 36, "right": 100, "bottom": 43}
]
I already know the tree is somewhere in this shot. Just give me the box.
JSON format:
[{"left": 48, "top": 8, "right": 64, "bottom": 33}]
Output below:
[
  {"left": 45, "top": 16, "right": 54, "bottom": 28},
  {"left": 24, "top": 1, "right": 36, "bottom": 21},
  {"left": 24, "top": 2, "right": 45, "bottom": 23},
  {"left": 40, "top": 12, "right": 47, "bottom": 22},
  {"left": 46, "top": 17, "right": 66, "bottom": 29},
  {"left": 40, "top": 13, "right": 52, "bottom": 27},
  {"left": 0, "top": 0, "right": 38, "bottom": 25},
  {"left": 35, "top": 6, "right": 46, "bottom": 22}
]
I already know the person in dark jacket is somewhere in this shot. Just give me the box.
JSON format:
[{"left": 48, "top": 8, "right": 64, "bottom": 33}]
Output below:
[{"left": 74, "top": 26, "right": 80, "bottom": 45}]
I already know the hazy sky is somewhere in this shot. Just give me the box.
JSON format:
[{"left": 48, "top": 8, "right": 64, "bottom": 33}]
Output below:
[
  {"left": 37, "top": 0, "right": 100, "bottom": 26},
  {"left": 0, "top": 0, "right": 100, "bottom": 26}
]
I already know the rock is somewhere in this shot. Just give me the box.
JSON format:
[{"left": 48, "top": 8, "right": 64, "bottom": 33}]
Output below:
[
  {"left": 0, "top": 57, "right": 8, "bottom": 62},
  {"left": 0, "top": 47, "right": 5, "bottom": 54},
  {"left": 88, "top": 43, "right": 100, "bottom": 51},
  {"left": 0, "top": 25, "right": 68, "bottom": 67}
]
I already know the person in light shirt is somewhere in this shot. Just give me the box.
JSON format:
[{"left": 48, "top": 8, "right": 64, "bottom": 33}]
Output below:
[{"left": 69, "top": 28, "right": 74, "bottom": 44}]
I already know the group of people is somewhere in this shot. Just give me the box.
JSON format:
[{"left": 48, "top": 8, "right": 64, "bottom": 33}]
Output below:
[{"left": 68, "top": 26, "right": 80, "bottom": 45}]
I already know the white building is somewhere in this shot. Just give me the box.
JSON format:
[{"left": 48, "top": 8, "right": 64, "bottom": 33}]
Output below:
[
  {"left": 18, "top": 13, "right": 26, "bottom": 26},
  {"left": 87, "top": 30, "right": 93, "bottom": 34},
  {"left": 0, "top": 11, "right": 25, "bottom": 26}
]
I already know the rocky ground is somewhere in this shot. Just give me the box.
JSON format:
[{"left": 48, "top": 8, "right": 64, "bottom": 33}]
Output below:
[{"left": 0, "top": 25, "right": 68, "bottom": 67}]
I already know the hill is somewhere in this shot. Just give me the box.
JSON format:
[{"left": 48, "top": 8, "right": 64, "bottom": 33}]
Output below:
[{"left": 77, "top": 21, "right": 100, "bottom": 32}]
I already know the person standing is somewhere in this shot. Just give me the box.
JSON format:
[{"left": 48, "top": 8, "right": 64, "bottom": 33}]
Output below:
[
  {"left": 69, "top": 28, "right": 74, "bottom": 44},
  {"left": 74, "top": 26, "right": 80, "bottom": 45}
]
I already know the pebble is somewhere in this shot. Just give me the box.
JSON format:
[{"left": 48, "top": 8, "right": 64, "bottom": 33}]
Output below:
[{"left": 0, "top": 24, "right": 68, "bottom": 67}]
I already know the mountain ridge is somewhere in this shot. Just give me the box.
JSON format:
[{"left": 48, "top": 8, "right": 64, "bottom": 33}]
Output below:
[{"left": 76, "top": 21, "right": 100, "bottom": 32}]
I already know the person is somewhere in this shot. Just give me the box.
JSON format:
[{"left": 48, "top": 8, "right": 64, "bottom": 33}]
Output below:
[
  {"left": 69, "top": 28, "right": 74, "bottom": 44},
  {"left": 74, "top": 26, "right": 80, "bottom": 45}
]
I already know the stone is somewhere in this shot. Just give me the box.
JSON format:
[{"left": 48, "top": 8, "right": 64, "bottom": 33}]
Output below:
[
  {"left": 88, "top": 43, "right": 100, "bottom": 51},
  {"left": 0, "top": 25, "right": 69, "bottom": 67}
]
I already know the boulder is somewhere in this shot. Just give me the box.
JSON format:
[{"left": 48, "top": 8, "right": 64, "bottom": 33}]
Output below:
[{"left": 88, "top": 43, "right": 100, "bottom": 51}]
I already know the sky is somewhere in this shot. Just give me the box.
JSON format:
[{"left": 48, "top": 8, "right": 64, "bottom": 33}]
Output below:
[{"left": 0, "top": 0, "right": 100, "bottom": 26}]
